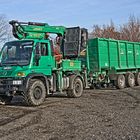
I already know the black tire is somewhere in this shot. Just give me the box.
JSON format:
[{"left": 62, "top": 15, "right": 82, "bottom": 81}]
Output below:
[
  {"left": 67, "top": 77, "right": 83, "bottom": 98},
  {"left": 135, "top": 72, "right": 140, "bottom": 86},
  {"left": 0, "top": 95, "right": 13, "bottom": 105},
  {"left": 125, "top": 73, "right": 135, "bottom": 87},
  {"left": 24, "top": 79, "right": 46, "bottom": 106},
  {"left": 116, "top": 74, "right": 125, "bottom": 89}
]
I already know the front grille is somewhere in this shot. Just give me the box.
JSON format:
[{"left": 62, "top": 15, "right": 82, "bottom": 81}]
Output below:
[{"left": 0, "top": 71, "right": 12, "bottom": 76}]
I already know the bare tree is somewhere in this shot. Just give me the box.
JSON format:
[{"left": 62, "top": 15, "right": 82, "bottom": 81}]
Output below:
[
  {"left": 89, "top": 25, "right": 102, "bottom": 38},
  {"left": 90, "top": 15, "right": 140, "bottom": 42},
  {"left": 0, "top": 14, "right": 12, "bottom": 44},
  {"left": 120, "top": 16, "right": 140, "bottom": 42},
  {"left": 90, "top": 20, "right": 121, "bottom": 40}
]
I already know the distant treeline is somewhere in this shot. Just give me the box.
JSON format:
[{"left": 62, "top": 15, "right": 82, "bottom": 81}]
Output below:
[{"left": 90, "top": 15, "right": 140, "bottom": 42}]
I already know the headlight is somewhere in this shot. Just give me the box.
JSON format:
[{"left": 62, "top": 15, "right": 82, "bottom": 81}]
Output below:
[
  {"left": 17, "top": 72, "right": 25, "bottom": 77},
  {"left": 13, "top": 80, "right": 22, "bottom": 85}
]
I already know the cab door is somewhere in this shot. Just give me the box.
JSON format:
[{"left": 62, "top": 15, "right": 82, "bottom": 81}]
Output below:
[{"left": 33, "top": 41, "right": 55, "bottom": 76}]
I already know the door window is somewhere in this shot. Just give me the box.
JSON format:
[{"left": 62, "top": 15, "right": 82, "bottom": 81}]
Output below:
[{"left": 41, "top": 43, "right": 48, "bottom": 56}]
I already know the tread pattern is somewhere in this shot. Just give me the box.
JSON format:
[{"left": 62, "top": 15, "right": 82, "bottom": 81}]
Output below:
[
  {"left": 67, "top": 77, "right": 83, "bottom": 98},
  {"left": 24, "top": 79, "right": 46, "bottom": 106}
]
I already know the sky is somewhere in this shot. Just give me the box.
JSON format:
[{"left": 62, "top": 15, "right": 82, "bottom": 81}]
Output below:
[{"left": 0, "top": 0, "right": 140, "bottom": 31}]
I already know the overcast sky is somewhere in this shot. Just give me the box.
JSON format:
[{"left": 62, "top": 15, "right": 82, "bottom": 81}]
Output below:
[{"left": 0, "top": 0, "right": 139, "bottom": 30}]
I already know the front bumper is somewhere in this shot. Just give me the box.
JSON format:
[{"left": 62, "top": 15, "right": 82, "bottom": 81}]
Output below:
[{"left": 0, "top": 78, "right": 25, "bottom": 96}]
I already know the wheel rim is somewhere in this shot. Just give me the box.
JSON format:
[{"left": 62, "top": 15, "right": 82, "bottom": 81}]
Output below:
[
  {"left": 74, "top": 81, "right": 81, "bottom": 95},
  {"left": 33, "top": 87, "right": 42, "bottom": 100},
  {"left": 119, "top": 76, "right": 125, "bottom": 86},
  {"left": 129, "top": 75, "right": 134, "bottom": 85}
]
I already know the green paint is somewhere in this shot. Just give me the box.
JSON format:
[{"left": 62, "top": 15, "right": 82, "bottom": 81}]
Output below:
[
  {"left": 62, "top": 60, "right": 81, "bottom": 71},
  {"left": 88, "top": 38, "right": 140, "bottom": 74}
]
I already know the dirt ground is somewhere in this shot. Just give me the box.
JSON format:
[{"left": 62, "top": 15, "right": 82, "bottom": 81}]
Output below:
[{"left": 0, "top": 87, "right": 140, "bottom": 140}]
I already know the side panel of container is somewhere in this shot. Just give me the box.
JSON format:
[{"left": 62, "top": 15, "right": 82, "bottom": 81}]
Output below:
[
  {"left": 109, "top": 41, "right": 119, "bottom": 69},
  {"left": 98, "top": 39, "right": 121, "bottom": 69},
  {"left": 98, "top": 39, "right": 109, "bottom": 68},
  {"left": 127, "top": 43, "right": 135, "bottom": 68},
  {"left": 88, "top": 38, "right": 140, "bottom": 74},
  {"left": 134, "top": 44, "right": 140, "bottom": 67},
  {"left": 119, "top": 42, "right": 127, "bottom": 69},
  {"left": 118, "top": 41, "right": 140, "bottom": 69},
  {"left": 98, "top": 39, "right": 140, "bottom": 70},
  {"left": 88, "top": 39, "right": 99, "bottom": 72}
]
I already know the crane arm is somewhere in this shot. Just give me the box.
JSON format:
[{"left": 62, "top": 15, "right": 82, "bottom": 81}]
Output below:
[{"left": 9, "top": 20, "right": 66, "bottom": 40}]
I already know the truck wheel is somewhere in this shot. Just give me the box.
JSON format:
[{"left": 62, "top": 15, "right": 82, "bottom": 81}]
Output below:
[
  {"left": 135, "top": 72, "right": 140, "bottom": 86},
  {"left": 0, "top": 96, "right": 13, "bottom": 105},
  {"left": 116, "top": 74, "right": 125, "bottom": 89},
  {"left": 24, "top": 79, "right": 46, "bottom": 106},
  {"left": 67, "top": 77, "right": 83, "bottom": 98},
  {"left": 125, "top": 73, "right": 135, "bottom": 87}
]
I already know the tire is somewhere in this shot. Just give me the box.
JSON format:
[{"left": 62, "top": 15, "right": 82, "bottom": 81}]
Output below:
[
  {"left": 67, "top": 77, "right": 83, "bottom": 98},
  {"left": 0, "top": 95, "right": 13, "bottom": 105},
  {"left": 116, "top": 74, "right": 125, "bottom": 89},
  {"left": 24, "top": 79, "right": 46, "bottom": 106},
  {"left": 125, "top": 73, "right": 135, "bottom": 87},
  {"left": 135, "top": 72, "right": 140, "bottom": 86}
]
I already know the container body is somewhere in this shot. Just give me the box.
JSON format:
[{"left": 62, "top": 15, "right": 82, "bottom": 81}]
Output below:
[{"left": 88, "top": 38, "right": 140, "bottom": 73}]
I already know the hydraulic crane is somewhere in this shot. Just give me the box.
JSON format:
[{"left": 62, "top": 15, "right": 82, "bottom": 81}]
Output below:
[
  {"left": 9, "top": 20, "right": 88, "bottom": 58},
  {"left": 9, "top": 20, "right": 66, "bottom": 40}
]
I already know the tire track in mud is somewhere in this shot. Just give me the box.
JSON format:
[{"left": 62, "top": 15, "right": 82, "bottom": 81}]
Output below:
[
  {"left": 0, "top": 110, "right": 35, "bottom": 126},
  {"left": 0, "top": 110, "right": 42, "bottom": 138},
  {"left": 0, "top": 88, "right": 140, "bottom": 139},
  {"left": 0, "top": 97, "right": 71, "bottom": 138}
]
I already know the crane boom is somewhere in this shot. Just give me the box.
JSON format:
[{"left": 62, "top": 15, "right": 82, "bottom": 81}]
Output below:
[{"left": 9, "top": 20, "right": 66, "bottom": 40}]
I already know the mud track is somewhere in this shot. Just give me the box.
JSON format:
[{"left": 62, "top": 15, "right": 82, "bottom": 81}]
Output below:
[{"left": 0, "top": 87, "right": 140, "bottom": 140}]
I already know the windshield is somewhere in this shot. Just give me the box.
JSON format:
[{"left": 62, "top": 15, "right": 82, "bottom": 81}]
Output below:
[{"left": 1, "top": 41, "right": 33, "bottom": 66}]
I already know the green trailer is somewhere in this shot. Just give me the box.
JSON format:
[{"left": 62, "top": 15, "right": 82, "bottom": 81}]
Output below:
[{"left": 87, "top": 38, "right": 140, "bottom": 89}]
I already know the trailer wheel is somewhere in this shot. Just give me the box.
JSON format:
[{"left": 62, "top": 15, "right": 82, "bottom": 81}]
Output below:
[
  {"left": 125, "top": 73, "right": 135, "bottom": 87},
  {"left": 135, "top": 72, "right": 140, "bottom": 86},
  {"left": 67, "top": 77, "right": 83, "bottom": 98},
  {"left": 24, "top": 79, "right": 46, "bottom": 106},
  {"left": 0, "top": 96, "right": 13, "bottom": 105},
  {"left": 116, "top": 74, "right": 125, "bottom": 89}
]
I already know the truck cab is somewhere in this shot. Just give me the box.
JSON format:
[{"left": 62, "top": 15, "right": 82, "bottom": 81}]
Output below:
[
  {"left": 0, "top": 39, "right": 55, "bottom": 104},
  {"left": 0, "top": 39, "right": 55, "bottom": 76}
]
